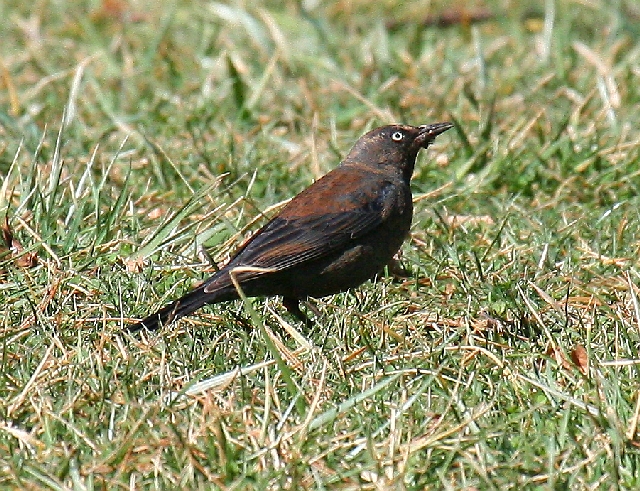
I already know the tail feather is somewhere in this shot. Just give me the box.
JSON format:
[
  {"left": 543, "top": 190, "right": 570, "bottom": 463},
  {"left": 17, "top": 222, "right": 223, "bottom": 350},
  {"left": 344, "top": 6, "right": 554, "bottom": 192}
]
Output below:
[{"left": 128, "top": 280, "right": 237, "bottom": 332}]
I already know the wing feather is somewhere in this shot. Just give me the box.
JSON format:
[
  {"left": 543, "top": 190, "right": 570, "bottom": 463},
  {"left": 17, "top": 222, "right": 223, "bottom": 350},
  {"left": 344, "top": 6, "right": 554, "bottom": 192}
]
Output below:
[{"left": 227, "top": 180, "right": 401, "bottom": 272}]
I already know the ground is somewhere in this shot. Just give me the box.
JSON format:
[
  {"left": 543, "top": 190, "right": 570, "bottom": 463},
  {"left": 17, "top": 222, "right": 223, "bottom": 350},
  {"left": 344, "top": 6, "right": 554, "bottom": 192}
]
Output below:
[{"left": 1, "top": 0, "right": 639, "bottom": 489}]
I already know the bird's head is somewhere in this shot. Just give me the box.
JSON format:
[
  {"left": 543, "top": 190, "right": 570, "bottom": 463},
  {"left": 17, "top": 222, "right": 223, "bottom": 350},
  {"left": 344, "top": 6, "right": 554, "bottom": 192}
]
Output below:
[{"left": 344, "top": 122, "right": 453, "bottom": 181}]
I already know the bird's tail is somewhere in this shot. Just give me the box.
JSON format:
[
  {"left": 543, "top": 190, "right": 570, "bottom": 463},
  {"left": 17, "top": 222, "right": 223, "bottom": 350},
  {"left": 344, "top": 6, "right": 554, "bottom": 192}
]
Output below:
[{"left": 127, "top": 277, "right": 237, "bottom": 333}]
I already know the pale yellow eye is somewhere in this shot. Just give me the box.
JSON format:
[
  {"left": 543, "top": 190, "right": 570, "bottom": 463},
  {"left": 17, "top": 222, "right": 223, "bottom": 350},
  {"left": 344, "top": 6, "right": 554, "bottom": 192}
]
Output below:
[{"left": 391, "top": 131, "right": 404, "bottom": 141}]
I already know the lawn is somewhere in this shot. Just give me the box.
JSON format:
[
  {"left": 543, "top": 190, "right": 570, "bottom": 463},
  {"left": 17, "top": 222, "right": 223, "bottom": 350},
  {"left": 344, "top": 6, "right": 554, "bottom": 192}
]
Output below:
[{"left": 1, "top": 0, "right": 639, "bottom": 489}]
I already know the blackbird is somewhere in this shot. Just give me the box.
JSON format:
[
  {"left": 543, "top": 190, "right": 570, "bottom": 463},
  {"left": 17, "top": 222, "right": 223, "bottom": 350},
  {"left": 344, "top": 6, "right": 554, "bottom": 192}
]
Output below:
[{"left": 129, "top": 122, "right": 453, "bottom": 332}]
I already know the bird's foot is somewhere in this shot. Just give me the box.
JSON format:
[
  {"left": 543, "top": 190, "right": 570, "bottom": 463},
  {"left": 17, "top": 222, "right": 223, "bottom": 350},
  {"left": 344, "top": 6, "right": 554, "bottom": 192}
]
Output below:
[{"left": 282, "top": 297, "right": 316, "bottom": 330}]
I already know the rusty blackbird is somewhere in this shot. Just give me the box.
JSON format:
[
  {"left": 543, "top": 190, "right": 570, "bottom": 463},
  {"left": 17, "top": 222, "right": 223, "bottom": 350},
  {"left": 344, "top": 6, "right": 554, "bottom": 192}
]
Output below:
[{"left": 129, "top": 122, "right": 453, "bottom": 332}]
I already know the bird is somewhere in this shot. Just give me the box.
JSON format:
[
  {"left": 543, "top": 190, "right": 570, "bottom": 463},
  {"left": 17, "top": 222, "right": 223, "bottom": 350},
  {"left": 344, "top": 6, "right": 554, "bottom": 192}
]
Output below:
[{"left": 129, "top": 122, "right": 453, "bottom": 332}]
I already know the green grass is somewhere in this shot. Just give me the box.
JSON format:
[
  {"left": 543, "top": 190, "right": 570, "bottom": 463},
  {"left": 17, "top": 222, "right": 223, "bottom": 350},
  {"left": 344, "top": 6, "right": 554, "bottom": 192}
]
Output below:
[{"left": 1, "top": 0, "right": 640, "bottom": 488}]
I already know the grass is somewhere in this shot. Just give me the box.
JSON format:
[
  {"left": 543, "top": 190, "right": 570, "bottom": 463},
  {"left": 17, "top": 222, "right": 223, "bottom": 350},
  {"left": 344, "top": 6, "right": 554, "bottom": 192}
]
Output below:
[{"left": 1, "top": 0, "right": 639, "bottom": 488}]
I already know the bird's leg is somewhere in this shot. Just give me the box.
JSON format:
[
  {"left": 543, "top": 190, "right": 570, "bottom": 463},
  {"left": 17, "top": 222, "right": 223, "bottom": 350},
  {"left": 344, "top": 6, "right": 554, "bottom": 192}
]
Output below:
[
  {"left": 304, "top": 300, "right": 322, "bottom": 319},
  {"left": 282, "top": 297, "right": 314, "bottom": 329},
  {"left": 387, "top": 257, "right": 411, "bottom": 279}
]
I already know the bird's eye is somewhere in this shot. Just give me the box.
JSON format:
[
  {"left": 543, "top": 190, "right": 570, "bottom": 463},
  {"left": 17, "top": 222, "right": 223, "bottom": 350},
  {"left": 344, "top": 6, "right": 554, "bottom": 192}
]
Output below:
[{"left": 391, "top": 131, "right": 404, "bottom": 141}]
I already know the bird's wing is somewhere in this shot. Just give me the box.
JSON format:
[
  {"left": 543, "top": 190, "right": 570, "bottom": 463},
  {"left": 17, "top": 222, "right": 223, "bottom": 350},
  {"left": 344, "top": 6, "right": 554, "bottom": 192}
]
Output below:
[{"left": 223, "top": 178, "right": 406, "bottom": 274}]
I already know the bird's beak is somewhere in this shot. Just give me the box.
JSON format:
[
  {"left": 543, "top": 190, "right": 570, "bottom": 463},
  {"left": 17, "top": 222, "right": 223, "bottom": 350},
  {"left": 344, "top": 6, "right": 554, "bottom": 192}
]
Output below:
[{"left": 415, "top": 122, "right": 454, "bottom": 148}]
